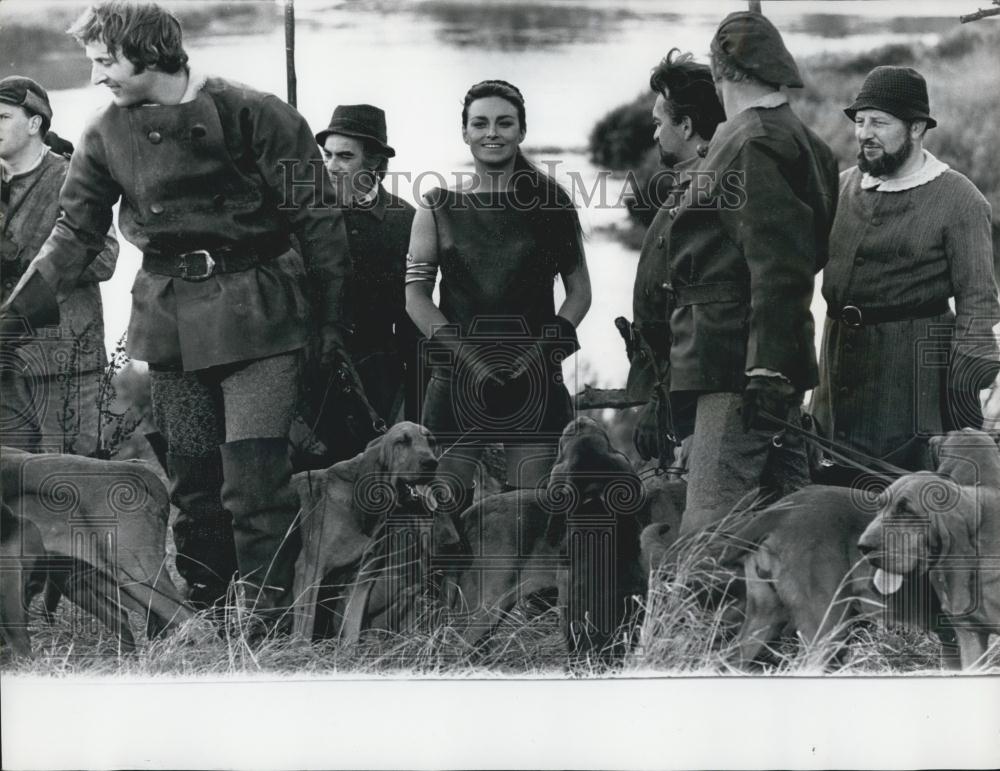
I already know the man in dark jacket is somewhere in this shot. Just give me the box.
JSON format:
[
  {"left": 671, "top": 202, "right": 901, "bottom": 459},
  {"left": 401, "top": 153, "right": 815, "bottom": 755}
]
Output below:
[
  {"left": 627, "top": 49, "right": 725, "bottom": 464},
  {"left": 666, "top": 12, "right": 839, "bottom": 534},
  {"left": 0, "top": 1, "right": 351, "bottom": 622},
  {"left": 312, "top": 104, "right": 418, "bottom": 460},
  {"left": 0, "top": 76, "right": 118, "bottom": 457}
]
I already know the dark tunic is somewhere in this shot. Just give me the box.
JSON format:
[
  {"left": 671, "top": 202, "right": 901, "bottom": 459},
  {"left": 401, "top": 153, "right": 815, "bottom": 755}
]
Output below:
[
  {"left": 421, "top": 187, "right": 582, "bottom": 439},
  {"left": 342, "top": 186, "right": 418, "bottom": 421},
  {"left": 626, "top": 158, "right": 696, "bottom": 402},
  {"left": 25, "top": 76, "right": 349, "bottom": 371},
  {"left": 666, "top": 102, "right": 839, "bottom": 394},
  {"left": 811, "top": 163, "right": 1000, "bottom": 467}
]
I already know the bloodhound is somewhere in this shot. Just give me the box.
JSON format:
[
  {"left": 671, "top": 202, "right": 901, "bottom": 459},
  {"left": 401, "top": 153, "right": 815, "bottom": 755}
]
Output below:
[
  {"left": 291, "top": 422, "right": 454, "bottom": 641},
  {"left": 858, "top": 468, "right": 1000, "bottom": 669},
  {"left": 452, "top": 417, "right": 648, "bottom": 660},
  {"left": 0, "top": 447, "right": 193, "bottom": 650},
  {"left": 718, "top": 429, "right": 1000, "bottom": 669},
  {"left": 716, "top": 486, "right": 878, "bottom": 667},
  {"left": 929, "top": 427, "right": 1000, "bottom": 487}
]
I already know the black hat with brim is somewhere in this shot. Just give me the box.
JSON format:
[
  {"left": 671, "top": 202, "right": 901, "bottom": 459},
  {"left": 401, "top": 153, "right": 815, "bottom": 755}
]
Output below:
[{"left": 315, "top": 103, "right": 396, "bottom": 157}]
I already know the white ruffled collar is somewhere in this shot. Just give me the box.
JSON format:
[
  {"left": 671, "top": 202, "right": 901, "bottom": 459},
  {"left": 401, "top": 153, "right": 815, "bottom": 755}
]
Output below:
[{"left": 860, "top": 149, "right": 949, "bottom": 192}]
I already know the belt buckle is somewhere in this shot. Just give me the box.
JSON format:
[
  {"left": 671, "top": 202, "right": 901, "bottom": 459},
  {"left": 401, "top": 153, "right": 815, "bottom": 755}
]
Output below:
[
  {"left": 841, "top": 304, "right": 863, "bottom": 328},
  {"left": 177, "top": 249, "right": 215, "bottom": 281}
]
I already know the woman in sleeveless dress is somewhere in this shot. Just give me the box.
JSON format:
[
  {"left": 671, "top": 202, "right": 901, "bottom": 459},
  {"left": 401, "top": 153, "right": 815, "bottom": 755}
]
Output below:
[{"left": 405, "top": 80, "right": 592, "bottom": 515}]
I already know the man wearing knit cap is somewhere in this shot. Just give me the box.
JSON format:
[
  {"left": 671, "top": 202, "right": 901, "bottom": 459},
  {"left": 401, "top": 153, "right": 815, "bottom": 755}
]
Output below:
[
  {"left": 811, "top": 66, "right": 1000, "bottom": 472},
  {"left": 665, "top": 11, "right": 839, "bottom": 534},
  {"left": 0, "top": 75, "right": 119, "bottom": 457}
]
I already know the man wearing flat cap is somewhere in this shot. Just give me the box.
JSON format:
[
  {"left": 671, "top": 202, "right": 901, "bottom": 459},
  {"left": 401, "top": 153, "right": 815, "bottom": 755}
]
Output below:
[
  {"left": 811, "top": 66, "right": 1000, "bottom": 472},
  {"left": 0, "top": 75, "right": 119, "bottom": 457},
  {"left": 665, "top": 11, "right": 839, "bottom": 534},
  {"left": 311, "top": 104, "right": 419, "bottom": 460}
]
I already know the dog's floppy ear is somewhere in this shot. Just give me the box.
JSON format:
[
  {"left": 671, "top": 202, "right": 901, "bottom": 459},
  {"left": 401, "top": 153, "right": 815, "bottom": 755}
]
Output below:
[
  {"left": 928, "top": 506, "right": 978, "bottom": 618},
  {"left": 321, "top": 496, "right": 374, "bottom": 570},
  {"left": 312, "top": 469, "right": 375, "bottom": 569}
]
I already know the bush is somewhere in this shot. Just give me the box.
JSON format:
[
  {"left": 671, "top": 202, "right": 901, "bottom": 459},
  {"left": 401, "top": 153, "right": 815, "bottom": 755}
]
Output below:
[{"left": 588, "top": 91, "right": 656, "bottom": 170}]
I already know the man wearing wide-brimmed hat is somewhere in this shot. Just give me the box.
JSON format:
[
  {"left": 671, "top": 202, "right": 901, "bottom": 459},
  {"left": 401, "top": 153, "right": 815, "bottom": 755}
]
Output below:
[
  {"left": 0, "top": 75, "right": 118, "bottom": 457},
  {"left": 811, "top": 65, "right": 1000, "bottom": 472},
  {"left": 308, "top": 104, "right": 420, "bottom": 460},
  {"left": 664, "top": 11, "right": 840, "bottom": 534}
]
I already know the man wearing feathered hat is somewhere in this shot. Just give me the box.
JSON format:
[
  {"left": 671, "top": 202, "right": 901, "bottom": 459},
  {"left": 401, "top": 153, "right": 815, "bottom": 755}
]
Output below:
[
  {"left": 811, "top": 66, "right": 1000, "bottom": 471},
  {"left": 664, "top": 11, "right": 840, "bottom": 534}
]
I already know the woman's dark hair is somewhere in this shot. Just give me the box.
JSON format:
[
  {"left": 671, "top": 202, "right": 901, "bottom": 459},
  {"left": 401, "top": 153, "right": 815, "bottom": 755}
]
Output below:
[
  {"left": 649, "top": 48, "right": 726, "bottom": 141},
  {"left": 461, "top": 79, "right": 584, "bottom": 270},
  {"left": 68, "top": 1, "right": 188, "bottom": 75}
]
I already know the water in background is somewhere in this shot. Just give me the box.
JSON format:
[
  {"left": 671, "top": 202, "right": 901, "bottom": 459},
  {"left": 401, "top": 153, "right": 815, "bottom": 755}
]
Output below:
[{"left": 0, "top": 0, "right": 957, "bottom": 389}]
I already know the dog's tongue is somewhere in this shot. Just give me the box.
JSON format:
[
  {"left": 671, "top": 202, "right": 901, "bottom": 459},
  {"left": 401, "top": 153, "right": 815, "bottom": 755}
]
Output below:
[
  {"left": 415, "top": 484, "right": 438, "bottom": 512},
  {"left": 873, "top": 568, "right": 904, "bottom": 595}
]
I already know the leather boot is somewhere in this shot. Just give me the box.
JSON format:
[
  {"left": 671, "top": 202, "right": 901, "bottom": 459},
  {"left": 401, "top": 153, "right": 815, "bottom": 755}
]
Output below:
[
  {"left": 168, "top": 450, "right": 237, "bottom": 611},
  {"left": 220, "top": 438, "right": 301, "bottom": 626}
]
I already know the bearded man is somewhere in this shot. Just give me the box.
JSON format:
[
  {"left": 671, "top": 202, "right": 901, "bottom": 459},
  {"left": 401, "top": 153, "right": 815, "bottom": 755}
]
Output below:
[{"left": 811, "top": 66, "right": 1000, "bottom": 472}]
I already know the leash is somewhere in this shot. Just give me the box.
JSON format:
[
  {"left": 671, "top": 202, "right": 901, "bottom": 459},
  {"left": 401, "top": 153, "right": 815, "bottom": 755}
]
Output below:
[{"left": 760, "top": 410, "right": 910, "bottom": 481}]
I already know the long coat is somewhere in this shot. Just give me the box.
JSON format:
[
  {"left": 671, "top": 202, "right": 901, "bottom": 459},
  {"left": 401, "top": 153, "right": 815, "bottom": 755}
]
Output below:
[
  {"left": 666, "top": 101, "right": 839, "bottom": 394},
  {"left": 810, "top": 162, "right": 1000, "bottom": 468}
]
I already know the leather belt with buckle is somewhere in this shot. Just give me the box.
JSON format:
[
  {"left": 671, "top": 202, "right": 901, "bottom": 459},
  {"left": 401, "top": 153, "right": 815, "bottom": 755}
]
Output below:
[
  {"left": 176, "top": 249, "right": 215, "bottom": 281},
  {"left": 827, "top": 299, "right": 949, "bottom": 328},
  {"left": 142, "top": 237, "right": 290, "bottom": 281}
]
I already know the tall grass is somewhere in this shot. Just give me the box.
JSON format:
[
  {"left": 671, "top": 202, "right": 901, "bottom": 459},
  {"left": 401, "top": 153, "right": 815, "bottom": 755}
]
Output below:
[{"left": 5, "top": 543, "right": 997, "bottom": 677}]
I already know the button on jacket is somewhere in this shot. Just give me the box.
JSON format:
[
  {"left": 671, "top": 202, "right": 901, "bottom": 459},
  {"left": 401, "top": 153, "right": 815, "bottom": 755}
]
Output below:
[
  {"left": 666, "top": 100, "right": 839, "bottom": 394},
  {"left": 25, "top": 76, "right": 350, "bottom": 371}
]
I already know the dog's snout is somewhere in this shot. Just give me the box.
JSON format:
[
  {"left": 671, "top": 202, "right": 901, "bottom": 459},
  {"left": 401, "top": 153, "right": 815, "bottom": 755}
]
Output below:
[
  {"left": 857, "top": 540, "right": 875, "bottom": 556},
  {"left": 421, "top": 456, "right": 439, "bottom": 472}
]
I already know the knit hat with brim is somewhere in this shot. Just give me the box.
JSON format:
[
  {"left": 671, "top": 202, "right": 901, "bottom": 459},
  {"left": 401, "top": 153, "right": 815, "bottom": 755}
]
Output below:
[
  {"left": 712, "top": 11, "right": 803, "bottom": 88},
  {"left": 844, "top": 66, "right": 937, "bottom": 128}
]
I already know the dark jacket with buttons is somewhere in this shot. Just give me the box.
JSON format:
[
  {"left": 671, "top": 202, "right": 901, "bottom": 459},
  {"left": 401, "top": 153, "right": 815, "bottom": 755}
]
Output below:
[
  {"left": 666, "top": 102, "right": 839, "bottom": 394},
  {"left": 26, "top": 76, "right": 350, "bottom": 371},
  {"left": 342, "top": 186, "right": 418, "bottom": 419},
  {"left": 626, "top": 158, "right": 695, "bottom": 401},
  {"left": 1, "top": 150, "right": 118, "bottom": 375}
]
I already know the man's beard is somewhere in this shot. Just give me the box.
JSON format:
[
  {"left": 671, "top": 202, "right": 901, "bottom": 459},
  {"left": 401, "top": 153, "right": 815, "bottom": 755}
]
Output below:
[{"left": 857, "top": 132, "right": 914, "bottom": 177}]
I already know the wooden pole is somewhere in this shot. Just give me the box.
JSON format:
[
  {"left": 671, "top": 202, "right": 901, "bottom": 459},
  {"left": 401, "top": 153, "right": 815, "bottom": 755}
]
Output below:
[
  {"left": 284, "top": 0, "right": 297, "bottom": 107},
  {"left": 961, "top": 1, "right": 1000, "bottom": 23}
]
